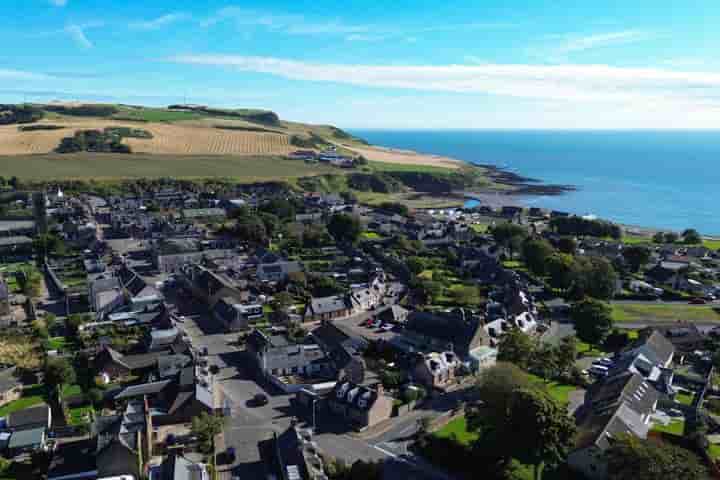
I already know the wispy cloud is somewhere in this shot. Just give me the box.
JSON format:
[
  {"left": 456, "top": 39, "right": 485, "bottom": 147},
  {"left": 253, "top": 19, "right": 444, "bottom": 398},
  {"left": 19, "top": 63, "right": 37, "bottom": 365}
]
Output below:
[
  {"left": 0, "top": 69, "right": 52, "bottom": 81},
  {"left": 531, "top": 30, "right": 656, "bottom": 61},
  {"left": 130, "top": 12, "right": 191, "bottom": 30},
  {"left": 48, "top": 0, "right": 67, "bottom": 6},
  {"left": 200, "top": 6, "right": 514, "bottom": 42},
  {"left": 65, "top": 24, "right": 94, "bottom": 48},
  {"left": 165, "top": 54, "right": 720, "bottom": 111},
  {"left": 554, "top": 30, "right": 655, "bottom": 54}
]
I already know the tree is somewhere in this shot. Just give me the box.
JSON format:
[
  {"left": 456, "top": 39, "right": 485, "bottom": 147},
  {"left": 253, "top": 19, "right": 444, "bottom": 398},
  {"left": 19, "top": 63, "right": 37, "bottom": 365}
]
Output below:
[
  {"left": 66, "top": 314, "right": 88, "bottom": 335},
  {"left": 259, "top": 198, "right": 296, "bottom": 220},
  {"left": 497, "top": 328, "right": 536, "bottom": 369},
  {"left": 506, "top": 388, "right": 576, "bottom": 480},
  {"left": 522, "top": 238, "right": 555, "bottom": 276},
  {"left": 191, "top": 412, "right": 226, "bottom": 456},
  {"left": 571, "top": 298, "right": 613, "bottom": 351},
  {"left": 606, "top": 436, "right": 707, "bottom": 480},
  {"left": 652, "top": 231, "right": 666, "bottom": 243},
  {"left": 530, "top": 344, "right": 559, "bottom": 381},
  {"left": 233, "top": 217, "right": 268, "bottom": 245},
  {"left": 664, "top": 232, "right": 679, "bottom": 243},
  {"left": 555, "top": 336, "right": 578, "bottom": 377},
  {"left": 490, "top": 223, "right": 528, "bottom": 258},
  {"left": 568, "top": 257, "right": 618, "bottom": 300},
  {"left": 272, "top": 292, "right": 293, "bottom": 312},
  {"left": 44, "top": 357, "right": 76, "bottom": 396},
  {"left": 557, "top": 236, "right": 577, "bottom": 255},
  {"left": 682, "top": 228, "right": 702, "bottom": 244},
  {"left": 449, "top": 285, "right": 481, "bottom": 306},
  {"left": 546, "top": 253, "right": 575, "bottom": 291},
  {"left": 622, "top": 245, "right": 651, "bottom": 272},
  {"left": 473, "top": 362, "right": 532, "bottom": 422},
  {"left": 312, "top": 276, "right": 344, "bottom": 297},
  {"left": 327, "top": 213, "right": 362, "bottom": 244}
]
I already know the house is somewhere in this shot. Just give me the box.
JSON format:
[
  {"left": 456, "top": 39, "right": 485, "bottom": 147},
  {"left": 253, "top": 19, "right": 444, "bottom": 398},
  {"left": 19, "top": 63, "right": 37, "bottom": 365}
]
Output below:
[
  {"left": 181, "top": 207, "right": 227, "bottom": 222},
  {"left": 646, "top": 324, "right": 705, "bottom": 354},
  {"left": 245, "top": 330, "right": 331, "bottom": 384},
  {"left": 0, "top": 279, "right": 10, "bottom": 316},
  {"left": 94, "top": 408, "right": 146, "bottom": 480},
  {"left": 311, "top": 322, "right": 368, "bottom": 382},
  {"left": 155, "top": 453, "right": 210, "bottom": 480},
  {"left": 146, "top": 327, "right": 182, "bottom": 352},
  {"left": 327, "top": 381, "right": 393, "bottom": 430},
  {"left": 178, "top": 264, "right": 250, "bottom": 309},
  {"left": 620, "top": 330, "right": 674, "bottom": 368},
  {"left": 7, "top": 404, "right": 52, "bottom": 431},
  {"left": 273, "top": 426, "right": 328, "bottom": 480},
  {"left": 393, "top": 310, "right": 491, "bottom": 363},
  {"left": 7, "top": 427, "right": 47, "bottom": 456},
  {"left": 47, "top": 437, "right": 98, "bottom": 480},
  {"left": 414, "top": 351, "right": 459, "bottom": 390},
  {"left": 304, "top": 295, "right": 353, "bottom": 323},
  {"left": 257, "top": 260, "right": 303, "bottom": 283},
  {"left": 0, "top": 236, "right": 33, "bottom": 255},
  {"left": 568, "top": 372, "right": 659, "bottom": 480},
  {"left": 95, "top": 346, "right": 167, "bottom": 381},
  {"left": 89, "top": 275, "right": 124, "bottom": 320},
  {"left": 212, "top": 297, "right": 263, "bottom": 331},
  {"left": 0, "top": 367, "right": 21, "bottom": 407},
  {"left": 118, "top": 264, "right": 161, "bottom": 301},
  {"left": 378, "top": 305, "right": 409, "bottom": 324}
]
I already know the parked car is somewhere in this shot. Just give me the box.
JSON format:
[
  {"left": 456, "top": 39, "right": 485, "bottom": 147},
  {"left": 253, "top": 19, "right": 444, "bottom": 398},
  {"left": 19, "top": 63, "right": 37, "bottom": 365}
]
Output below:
[
  {"left": 593, "top": 357, "right": 614, "bottom": 367},
  {"left": 380, "top": 324, "right": 394, "bottom": 332},
  {"left": 588, "top": 365, "right": 609, "bottom": 377},
  {"left": 689, "top": 298, "right": 707, "bottom": 305},
  {"left": 251, "top": 393, "right": 269, "bottom": 406}
]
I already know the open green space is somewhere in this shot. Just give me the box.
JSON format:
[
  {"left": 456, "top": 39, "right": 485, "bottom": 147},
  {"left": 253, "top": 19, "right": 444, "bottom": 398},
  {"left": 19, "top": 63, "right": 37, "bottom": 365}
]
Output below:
[
  {"left": 651, "top": 419, "right": 685, "bottom": 436},
  {"left": 433, "top": 416, "right": 480, "bottom": 445},
  {"left": 67, "top": 404, "right": 94, "bottom": 426},
  {"left": 0, "top": 154, "right": 336, "bottom": 182},
  {"left": 676, "top": 391, "right": 694, "bottom": 406},
  {"left": 0, "top": 384, "right": 46, "bottom": 417},
  {"left": 611, "top": 303, "right": 720, "bottom": 323}
]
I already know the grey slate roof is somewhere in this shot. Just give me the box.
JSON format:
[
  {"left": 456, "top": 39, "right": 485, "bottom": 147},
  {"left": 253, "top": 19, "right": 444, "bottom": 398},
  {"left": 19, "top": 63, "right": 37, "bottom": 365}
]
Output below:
[
  {"left": 7, "top": 404, "right": 51, "bottom": 429},
  {"left": 8, "top": 427, "right": 44, "bottom": 449},
  {"left": 309, "top": 295, "right": 350, "bottom": 315},
  {"left": 115, "top": 380, "right": 171, "bottom": 399}
]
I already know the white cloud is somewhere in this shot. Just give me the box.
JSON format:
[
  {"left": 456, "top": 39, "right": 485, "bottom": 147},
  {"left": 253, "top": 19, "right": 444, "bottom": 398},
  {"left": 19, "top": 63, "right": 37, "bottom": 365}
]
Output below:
[
  {"left": 0, "top": 69, "right": 52, "bottom": 81},
  {"left": 165, "top": 54, "right": 720, "bottom": 111},
  {"left": 130, "top": 13, "right": 191, "bottom": 30},
  {"left": 65, "top": 24, "right": 93, "bottom": 48},
  {"left": 49, "top": 0, "right": 67, "bottom": 6},
  {"left": 200, "top": 6, "right": 514, "bottom": 40},
  {"left": 553, "top": 30, "right": 655, "bottom": 54}
]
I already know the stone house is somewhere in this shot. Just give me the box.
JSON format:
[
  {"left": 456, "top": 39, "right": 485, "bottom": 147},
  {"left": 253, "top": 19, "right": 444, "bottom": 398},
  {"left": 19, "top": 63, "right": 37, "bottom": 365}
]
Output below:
[
  {"left": 304, "top": 295, "right": 354, "bottom": 323},
  {"left": 327, "top": 381, "right": 393, "bottom": 430},
  {"left": 413, "top": 351, "right": 459, "bottom": 390}
]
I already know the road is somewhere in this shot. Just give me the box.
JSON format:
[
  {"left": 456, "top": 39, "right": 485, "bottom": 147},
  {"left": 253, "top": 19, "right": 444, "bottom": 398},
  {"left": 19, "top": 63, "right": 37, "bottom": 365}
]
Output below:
[{"left": 171, "top": 295, "right": 456, "bottom": 480}]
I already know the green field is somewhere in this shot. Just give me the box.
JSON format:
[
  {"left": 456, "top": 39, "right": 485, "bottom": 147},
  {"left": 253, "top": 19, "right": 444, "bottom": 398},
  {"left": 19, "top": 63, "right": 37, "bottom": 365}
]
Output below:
[
  {"left": 0, "top": 385, "right": 45, "bottom": 417},
  {"left": 368, "top": 160, "right": 458, "bottom": 174},
  {"left": 651, "top": 419, "right": 685, "bottom": 436},
  {"left": 0, "top": 154, "right": 336, "bottom": 181},
  {"left": 112, "top": 108, "right": 203, "bottom": 122},
  {"left": 611, "top": 303, "right": 720, "bottom": 323},
  {"left": 433, "top": 416, "right": 480, "bottom": 445}
]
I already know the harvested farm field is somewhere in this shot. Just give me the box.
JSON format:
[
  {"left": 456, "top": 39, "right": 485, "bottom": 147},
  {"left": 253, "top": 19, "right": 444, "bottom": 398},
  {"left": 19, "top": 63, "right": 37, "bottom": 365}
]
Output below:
[{"left": 0, "top": 119, "right": 295, "bottom": 156}]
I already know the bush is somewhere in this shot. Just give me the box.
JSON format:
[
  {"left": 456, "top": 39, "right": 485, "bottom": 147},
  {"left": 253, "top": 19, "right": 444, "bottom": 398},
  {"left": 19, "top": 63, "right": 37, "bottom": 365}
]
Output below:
[
  {"left": 56, "top": 130, "right": 132, "bottom": 154},
  {"left": 43, "top": 104, "right": 118, "bottom": 117},
  {"left": 0, "top": 104, "right": 44, "bottom": 124}
]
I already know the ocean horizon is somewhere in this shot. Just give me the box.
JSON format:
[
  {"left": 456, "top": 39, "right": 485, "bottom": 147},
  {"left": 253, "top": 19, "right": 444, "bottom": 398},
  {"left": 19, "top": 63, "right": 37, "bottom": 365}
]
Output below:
[{"left": 350, "top": 129, "right": 720, "bottom": 236}]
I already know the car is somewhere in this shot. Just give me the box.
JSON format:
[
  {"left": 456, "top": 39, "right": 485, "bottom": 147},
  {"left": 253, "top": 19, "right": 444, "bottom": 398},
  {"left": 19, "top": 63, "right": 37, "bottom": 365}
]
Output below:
[
  {"left": 251, "top": 393, "right": 269, "bottom": 406},
  {"left": 588, "top": 365, "right": 609, "bottom": 377},
  {"left": 593, "top": 357, "right": 614, "bottom": 367},
  {"left": 380, "top": 323, "right": 394, "bottom": 332},
  {"left": 689, "top": 298, "right": 707, "bottom": 305},
  {"left": 371, "top": 320, "right": 382, "bottom": 328}
]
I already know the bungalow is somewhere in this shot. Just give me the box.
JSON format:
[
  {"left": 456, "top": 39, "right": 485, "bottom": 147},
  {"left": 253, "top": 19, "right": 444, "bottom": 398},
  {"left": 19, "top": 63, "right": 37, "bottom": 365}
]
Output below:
[
  {"left": 7, "top": 404, "right": 52, "bottom": 431},
  {"left": 304, "top": 295, "right": 353, "bottom": 323},
  {"left": 327, "top": 381, "right": 393, "bottom": 430},
  {"left": 7, "top": 427, "right": 47, "bottom": 456}
]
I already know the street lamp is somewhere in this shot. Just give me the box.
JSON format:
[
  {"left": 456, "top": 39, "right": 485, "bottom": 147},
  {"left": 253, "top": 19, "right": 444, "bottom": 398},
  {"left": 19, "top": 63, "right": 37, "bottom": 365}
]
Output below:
[{"left": 311, "top": 397, "right": 318, "bottom": 433}]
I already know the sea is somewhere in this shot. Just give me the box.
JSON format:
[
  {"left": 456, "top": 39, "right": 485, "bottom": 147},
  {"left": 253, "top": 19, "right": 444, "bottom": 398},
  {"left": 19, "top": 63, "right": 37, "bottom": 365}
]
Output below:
[{"left": 350, "top": 130, "right": 720, "bottom": 235}]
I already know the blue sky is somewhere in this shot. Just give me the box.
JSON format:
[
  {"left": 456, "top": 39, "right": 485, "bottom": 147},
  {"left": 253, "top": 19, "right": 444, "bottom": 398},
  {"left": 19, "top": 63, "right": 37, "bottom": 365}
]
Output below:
[{"left": 3, "top": 0, "right": 720, "bottom": 128}]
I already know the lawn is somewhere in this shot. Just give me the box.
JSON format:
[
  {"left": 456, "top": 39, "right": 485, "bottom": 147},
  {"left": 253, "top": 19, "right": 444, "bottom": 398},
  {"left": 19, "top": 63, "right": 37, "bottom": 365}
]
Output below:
[
  {"left": 0, "top": 154, "right": 337, "bottom": 182},
  {"left": 469, "top": 223, "right": 490, "bottom": 233},
  {"left": 676, "top": 391, "right": 694, "bottom": 406},
  {"left": 575, "top": 341, "right": 607, "bottom": 358},
  {"left": 360, "top": 231, "right": 382, "bottom": 240},
  {"left": 0, "top": 385, "right": 46, "bottom": 417},
  {"left": 67, "top": 404, "right": 94, "bottom": 426},
  {"left": 611, "top": 303, "right": 720, "bottom": 323},
  {"left": 47, "top": 336, "right": 68, "bottom": 351},
  {"left": 112, "top": 108, "right": 203, "bottom": 122},
  {"left": 651, "top": 419, "right": 685, "bottom": 436},
  {"left": 528, "top": 374, "right": 578, "bottom": 404},
  {"left": 708, "top": 443, "right": 720, "bottom": 460},
  {"left": 62, "top": 384, "right": 83, "bottom": 398},
  {"left": 368, "top": 161, "right": 457, "bottom": 175},
  {"left": 433, "top": 416, "right": 480, "bottom": 445}
]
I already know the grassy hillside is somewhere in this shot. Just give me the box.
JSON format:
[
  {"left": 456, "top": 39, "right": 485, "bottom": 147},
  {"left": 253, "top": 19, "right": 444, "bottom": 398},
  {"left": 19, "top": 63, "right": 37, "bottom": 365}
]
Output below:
[{"left": 0, "top": 153, "right": 336, "bottom": 182}]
